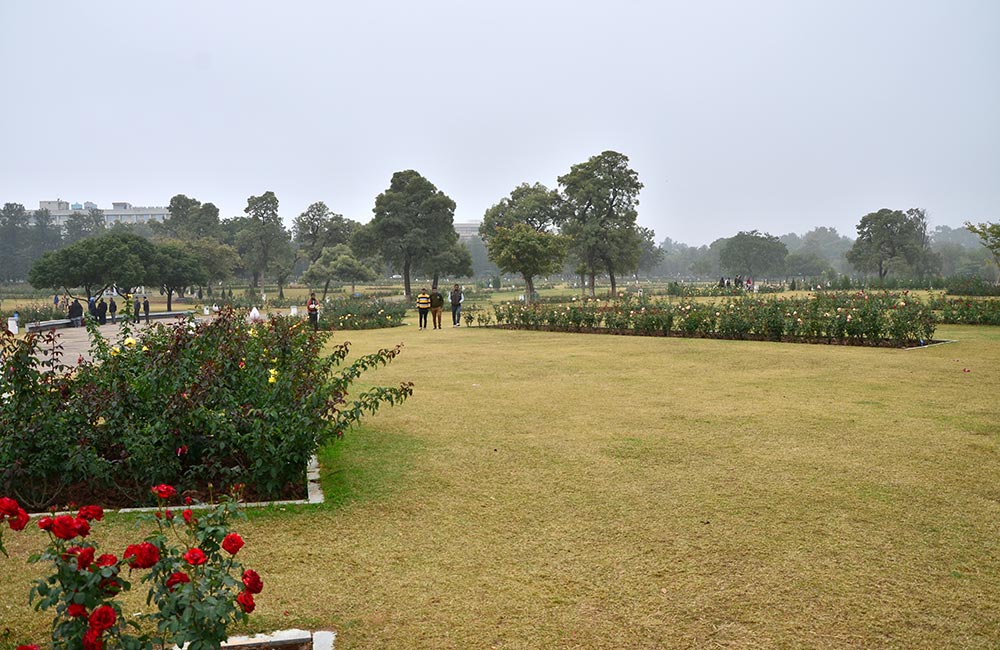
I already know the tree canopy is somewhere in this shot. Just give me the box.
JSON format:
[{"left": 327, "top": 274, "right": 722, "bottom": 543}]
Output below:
[
  {"left": 719, "top": 230, "right": 787, "bottom": 278},
  {"left": 302, "top": 244, "right": 377, "bottom": 297},
  {"left": 29, "top": 231, "right": 157, "bottom": 298},
  {"left": 356, "top": 170, "right": 457, "bottom": 298},
  {"left": 293, "top": 202, "right": 358, "bottom": 265},
  {"left": 481, "top": 183, "right": 567, "bottom": 302},
  {"left": 965, "top": 221, "right": 1000, "bottom": 272},
  {"left": 558, "top": 151, "right": 643, "bottom": 295},
  {"left": 231, "top": 191, "right": 292, "bottom": 287},
  {"left": 847, "top": 208, "right": 938, "bottom": 280}
]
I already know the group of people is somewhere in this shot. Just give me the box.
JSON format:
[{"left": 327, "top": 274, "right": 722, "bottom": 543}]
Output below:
[
  {"left": 63, "top": 294, "right": 150, "bottom": 327},
  {"left": 718, "top": 276, "right": 755, "bottom": 291},
  {"left": 415, "top": 284, "right": 463, "bottom": 330}
]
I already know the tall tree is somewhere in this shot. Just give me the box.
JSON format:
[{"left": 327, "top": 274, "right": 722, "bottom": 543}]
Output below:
[
  {"left": 0, "top": 203, "right": 31, "bottom": 282},
  {"left": 155, "top": 194, "right": 222, "bottom": 240},
  {"left": 356, "top": 170, "right": 457, "bottom": 298},
  {"left": 30, "top": 208, "right": 63, "bottom": 261},
  {"left": 232, "top": 191, "right": 291, "bottom": 287},
  {"left": 719, "top": 230, "right": 788, "bottom": 278},
  {"left": 419, "top": 241, "right": 474, "bottom": 289},
  {"left": 557, "top": 151, "right": 643, "bottom": 296},
  {"left": 63, "top": 210, "right": 106, "bottom": 244},
  {"left": 965, "top": 221, "right": 1000, "bottom": 273},
  {"left": 152, "top": 242, "right": 207, "bottom": 311},
  {"left": 302, "top": 244, "right": 377, "bottom": 298},
  {"left": 481, "top": 183, "right": 567, "bottom": 302},
  {"left": 293, "top": 201, "right": 359, "bottom": 264},
  {"left": 847, "top": 208, "right": 937, "bottom": 280}
]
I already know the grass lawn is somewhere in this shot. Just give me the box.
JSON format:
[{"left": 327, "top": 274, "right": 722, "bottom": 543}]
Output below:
[{"left": 2, "top": 318, "right": 998, "bottom": 648}]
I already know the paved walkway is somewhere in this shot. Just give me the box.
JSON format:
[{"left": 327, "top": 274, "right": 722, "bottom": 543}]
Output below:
[{"left": 29, "top": 320, "right": 174, "bottom": 365}]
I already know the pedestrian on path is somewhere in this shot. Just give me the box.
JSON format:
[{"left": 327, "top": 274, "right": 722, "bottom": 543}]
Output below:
[
  {"left": 429, "top": 286, "right": 444, "bottom": 329},
  {"left": 143, "top": 297, "right": 150, "bottom": 324},
  {"left": 109, "top": 297, "right": 117, "bottom": 324},
  {"left": 416, "top": 288, "right": 431, "bottom": 330},
  {"left": 450, "top": 284, "right": 464, "bottom": 327}
]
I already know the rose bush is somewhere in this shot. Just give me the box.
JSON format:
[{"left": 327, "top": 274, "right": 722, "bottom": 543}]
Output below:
[
  {"left": 2, "top": 488, "right": 262, "bottom": 650},
  {"left": 0, "top": 308, "right": 413, "bottom": 510}
]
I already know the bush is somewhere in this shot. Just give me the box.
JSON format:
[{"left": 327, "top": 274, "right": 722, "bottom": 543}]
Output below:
[
  {"left": 317, "top": 297, "right": 407, "bottom": 330},
  {"left": 0, "top": 309, "right": 413, "bottom": 510}
]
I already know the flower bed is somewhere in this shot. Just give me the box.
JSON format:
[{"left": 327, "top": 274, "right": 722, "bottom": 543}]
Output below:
[
  {"left": 491, "top": 292, "right": 939, "bottom": 347},
  {"left": 316, "top": 297, "right": 406, "bottom": 330},
  {"left": 0, "top": 308, "right": 413, "bottom": 511}
]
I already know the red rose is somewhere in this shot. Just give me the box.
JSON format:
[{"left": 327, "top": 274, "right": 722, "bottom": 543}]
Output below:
[
  {"left": 236, "top": 590, "right": 256, "bottom": 613},
  {"left": 151, "top": 484, "right": 176, "bottom": 500},
  {"left": 77, "top": 505, "right": 104, "bottom": 522},
  {"left": 37, "top": 516, "right": 54, "bottom": 531},
  {"left": 123, "top": 542, "right": 160, "bottom": 569},
  {"left": 67, "top": 546, "right": 95, "bottom": 570},
  {"left": 8, "top": 507, "right": 29, "bottom": 531},
  {"left": 16, "top": 645, "right": 41, "bottom": 650},
  {"left": 183, "top": 548, "right": 206, "bottom": 566},
  {"left": 51, "top": 515, "right": 81, "bottom": 540},
  {"left": 0, "top": 496, "right": 18, "bottom": 516},
  {"left": 68, "top": 603, "right": 88, "bottom": 618},
  {"left": 96, "top": 553, "right": 118, "bottom": 568},
  {"left": 165, "top": 571, "right": 190, "bottom": 591},
  {"left": 182, "top": 509, "right": 195, "bottom": 524},
  {"left": 99, "top": 577, "right": 122, "bottom": 595},
  {"left": 222, "top": 533, "right": 244, "bottom": 555},
  {"left": 75, "top": 517, "right": 90, "bottom": 538},
  {"left": 88, "top": 604, "right": 116, "bottom": 632},
  {"left": 82, "top": 627, "right": 103, "bottom": 650},
  {"left": 242, "top": 569, "right": 263, "bottom": 594}
]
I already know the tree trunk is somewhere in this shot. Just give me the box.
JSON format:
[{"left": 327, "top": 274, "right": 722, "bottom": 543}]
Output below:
[
  {"left": 278, "top": 282, "right": 285, "bottom": 299},
  {"left": 609, "top": 269, "right": 617, "bottom": 296},
  {"left": 322, "top": 279, "right": 331, "bottom": 301},
  {"left": 252, "top": 271, "right": 261, "bottom": 288},
  {"left": 579, "top": 272, "right": 586, "bottom": 296},
  {"left": 166, "top": 289, "right": 173, "bottom": 312},
  {"left": 588, "top": 272, "right": 596, "bottom": 297},
  {"left": 524, "top": 275, "right": 534, "bottom": 304},
  {"left": 432, "top": 273, "right": 439, "bottom": 290}
]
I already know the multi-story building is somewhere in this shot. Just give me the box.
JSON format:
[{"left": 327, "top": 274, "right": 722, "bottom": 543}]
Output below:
[
  {"left": 453, "top": 221, "right": 482, "bottom": 241},
  {"left": 36, "top": 200, "right": 168, "bottom": 227}
]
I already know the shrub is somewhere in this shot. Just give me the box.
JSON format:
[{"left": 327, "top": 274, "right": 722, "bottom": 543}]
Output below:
[{"left": 0, "top": 309, "right": 413, "bottom": 510}]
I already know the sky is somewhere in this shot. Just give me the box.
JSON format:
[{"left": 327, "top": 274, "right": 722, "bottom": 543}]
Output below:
[{"left": 1, "top": 1, "right": 998, "bottom": 247}]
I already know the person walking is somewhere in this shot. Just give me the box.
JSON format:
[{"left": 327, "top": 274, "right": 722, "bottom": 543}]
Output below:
[
  {"left": 429, "top": 286, "right": 444, "bottom": 330},
  {"left": 416, "top": 288, "right": 431, "bottom": 330},
  {"left": 109, "top": 297, "right": 117, "bottom": 324},
  {"left": 133, "top": 296, "right": 141, "bottom": 321},
  {"left": 306, "top": 292, "right": 320, "bottom": 331},
  {"left": 450, "top": 284, "right": 464, "bottom": 327},
  {"left": 142, "top": 296, "right": 150, "bottom": 325}
]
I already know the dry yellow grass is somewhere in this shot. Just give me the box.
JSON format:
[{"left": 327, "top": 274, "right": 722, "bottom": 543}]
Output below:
[{"left": 2, "top": 318, "right": 998, "bottom": 648}]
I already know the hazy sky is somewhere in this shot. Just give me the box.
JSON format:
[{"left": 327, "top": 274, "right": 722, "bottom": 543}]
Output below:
[{"left": 2, "top": 1, "right": 997, "bottom": 246}]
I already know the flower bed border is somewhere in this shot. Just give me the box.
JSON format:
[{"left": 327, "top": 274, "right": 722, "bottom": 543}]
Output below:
[{"left": 489, "top": 324, "right": 947, "bottom": 349}]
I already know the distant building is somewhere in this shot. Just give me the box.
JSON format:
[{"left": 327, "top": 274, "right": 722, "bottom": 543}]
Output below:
[
  {"left": 454, "top": 221, "right": 482, "bottom": 241},
  {"left": 35, "top": 200, "right": 168, "bottom": 227}
]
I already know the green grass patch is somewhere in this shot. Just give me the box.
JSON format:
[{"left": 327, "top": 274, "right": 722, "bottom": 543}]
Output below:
[{"left": 3, "top": 316, "right": 999, "bottom": 648}]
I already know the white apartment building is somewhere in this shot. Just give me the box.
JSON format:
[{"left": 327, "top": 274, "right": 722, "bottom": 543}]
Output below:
[
  {"left": 453, "top": 221, "right": 482, "bottom": 241},
  {"left": 37, "top": 200, "right": 168, "bottom": 227}
]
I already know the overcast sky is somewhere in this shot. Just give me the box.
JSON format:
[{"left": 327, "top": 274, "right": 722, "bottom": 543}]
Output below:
[{"left": 2, "top": 1, "right": 997, "bottom": 247}]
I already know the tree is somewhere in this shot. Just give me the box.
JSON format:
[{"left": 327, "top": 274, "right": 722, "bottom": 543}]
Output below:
[
  {"left": 965, "top": 221, "right": 1000, "bottom": 273},
  {"left": 30, "top": 208, "right": 63, "bottom": 262},
  {"left": 419, "top": 241, "right": 473, "bottom": 289},
  {"left": 356, "top": 170, "right": 457, "bottom": 299},
  {"left": 155, "top": 194, "right": 221, "bottom": 240},
  {"left": 0, "top": 203, "right": 31, "bottom": 282},
  {"left": 29, "top": 232, "right": 156, "bottom": 299},
  {"left": 293, "top": 202, "right": 358, "bottom": 264},
  {"left": 183, "top": 238, "right": 239, "bottom": 293},
  {"left": 481, "top": 183, "right": 568, "bottom": 302},
  {"left": 847, "top": 208, "right": 937, "bottom": 280},
  {"left": 301, "top": 244, "right": 377, "bottom": 298},
  {"left": 634, "top": 226, "right": 662, "bottom": 277},
  {"left": 719, "top": 230, "right": 787, "bottom": 278},
  {"left": 558, "top": 151, "right": 644, "bottom": 296},
  {"left": 231, "top": 191, "right": 292, "bottom": 287},
  {"left": 152, "top": 242, "right": 208, "bottom": 311},
  {"left": 784, "top": 251, "right": 833, "bottom": 279},
  {"left": 63, "top": 209, "right": 106, "bottom": 245}
]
